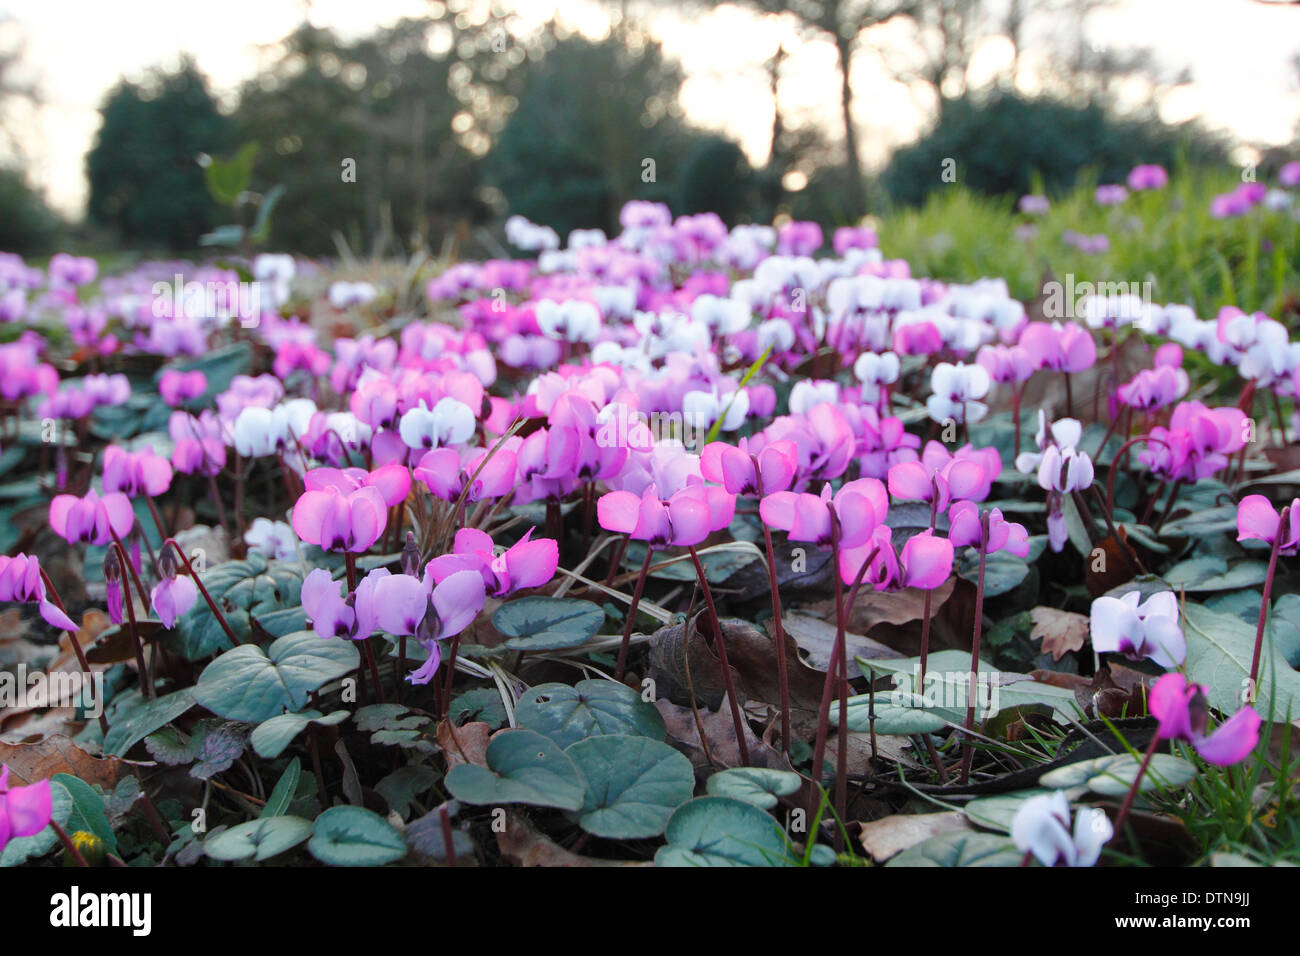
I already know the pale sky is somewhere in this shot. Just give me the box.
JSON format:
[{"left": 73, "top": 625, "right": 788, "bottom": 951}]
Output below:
[{"left": 2, "top": 0, "right": 1299, "bottom": 217}]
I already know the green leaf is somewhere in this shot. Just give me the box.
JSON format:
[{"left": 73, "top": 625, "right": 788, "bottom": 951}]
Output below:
[
  {"left": 565, "top": 736, "right": 695, "bottom": 838},
  {"left": 102, "top": 689, "right": 196, "bottom": 757},
  {"left": 1165, "top": 557, "right": 1269, "bottom": 592},
  {"left": 1183, "top": 602, "right": 1300, "bottom": 720},
  {"left": 705, "top": 768, "right": 802, "bottom": 809},
  {"left": 514, "top": 679, "right": 666, "bottom": 748},
  {"left": 448, "top": 688, "right": 507, "bottom": 729},
  {"left": 886, "top": 831, "right": 1022, "bottom": 867},
  {"left": 204, "top": 142, "right": 258, "bottom": 206},
  {"left": 957, "top": 549, "right": 1032, "bottom": 597},
  {"left": 444, "top": 728, "right": 585, "bottom": 810},
  {"left": 172, "top": 551, "right": 306, "bottom": 659},
  {"left": 830, "top": 692, "right": 958, "bottom": 734},
  {"left": 309, "top": 806, "right": 408, "bottom": 867},
  {"left": 964, "top": 789, "right": 1060, "bottom": 834},
  {"left": 206, "top": 816, "right": 313, "bottom": 862},
  {"left": 193, "top": 631, "right": 359, "bottom": 723},
  {"left": 492, "top": 597, "right": 604, "bottom": 651},
  {"left": 51, "top": 774, "right": 116, "bottom": 855},
  {"left": 1039, "top": 753, "right": 1198, "bottom": 796},
  {"left": 250, "top": 710, "right": 349, "bottom": 759},
  {"left": 375, "top": 766, "right": 440, "bottom": 819},
  {"left": 260, "top": 758, "right": 302, "bottom": 819},
  {"left": 655, "top": 796, "right": 792, "bottom": 867}
]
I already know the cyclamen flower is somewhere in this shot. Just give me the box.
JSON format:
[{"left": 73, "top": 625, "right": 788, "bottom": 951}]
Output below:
[
  {"left": 1236, "top": 495, "right": 1300, "bottom": 556},
  {"left": 398, "top": 397, "right": 476, "bottom": 451},
  {"left": 598, "top": 484, "right": 722, "bottom": 548},
  {"left": 1019, "top": 322, "right": 1097, "bottom": 373},
  {"left": 760, "top": 478, "right": 888, "bottom": 550},
  {"left": 405, "top": 570, "right": 488, "bottom": 685},
  {"left": 102, "top": 445, "right": 173, "bottom": 498},
  {"left": 150, "top": 565, "right": 198, "bottom": 630},
  {"left": 1127, "top": 164, "right": 1168, "bottom": 191},
  {"left": 1037, "top": 443, "right": 1095, "bottom": 494},
  {"left": 415, "top": 445, "right": 517, "bottom": 503},
  {"left": 839, "top": 525, "right": 954, "bottom": 590},
  {"left": 0, "top": 554, "right": 78, "bottom": 631},
  {"left": 947, "top": 501, "right": 1031, "bottom": 557},
  {"left": 49, "top": 489, "right": 134, "bottom": 546},
  {"left": 1090, "top": 590, "right": 1185, "bottom": 668},
  {"left": 1149, "top": 673, "right": 1261, "bottom": 767},
  {"left": 1012, "top": 791, "right": 1112, "bottom": 867},
  {"left": 159, "top": 369, "right": 207, "bottom": 407},
  {"left": 291, "top": 485, "right": 388, "bottom": 553},
  {"left": 1094, "top": 184, "right": 1128, "bottom": 205},
  {"left": 1015, "top": 411, "right": 1082, "bottom": 474},
  {"left": 699, "top": 438, "right": 797, "bottom": 497},
  {"left": 535, "top": 299, "right": 600, "bottom": 343},
  {"left": 244, "top": 518, "right": 298, "bottom": 561},
  {"left": 888, "top": 457, "right": 987, "bottom": 516},
  {"left": 0, "top": 765, "right": 52, "bottom": 854},
  {"left": 301, "top": 567, "right": 383, "bottom": 640},
  {"left": 926, "top": 362, "right": 991, "bottom": 425},
  {"left": 852, "top": 352, "right": 901, "bottom": 404},
  {"left": 304, "top": 463, "right": 410, "bottom": 509},
  {"left": 683, "top": 386, "right": 748, "bottom": 433},
  {"left": 427, "top": 527, "right": 559, "bottom": 598}
]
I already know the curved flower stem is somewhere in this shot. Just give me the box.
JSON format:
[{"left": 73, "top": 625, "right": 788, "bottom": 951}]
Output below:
[
  {"left": 109, "top": 529, "right": 149, "bottom": 611},
  {"left": 112, "top": 540, "right": 154, "bottom": 700},
  {"left": 39, "top": 568, "right": 109, "bottom": 737},
  {"left": 145, "top": 495, "right": 169, "bottom": 543},
  {"left": 1153, "top": 479, "right": 1184, "bottom": 533},
  {"left": 1112, "top": 731, "right": 1161, "bottom": 836},
  {"left": 345, "top": 552, "right": 385, "bottom": 704},
  {"left": 959, "top": 511, "right": 991, "bottom": 785},
  {"left": 1249, "top": 504, "right": 1290, "bottom": 690},
  {"left": 613, "top": 546, "right": 654, "bottom": 682},
  {"left": 162, "top": 537, "right": 241, "bottom": 647},
  {"left": 919, "top": 495, "right": 939, "bottom": 686},
  {"left": 1104, "top": 433, "right": 1170, "bottom": 519},
  {"left": 688, "top": 546, "right": 749, "bottom": 765},
  {"left": 440, "top": 632, "right": 461, "bottom": 719},
  {"left": 754, "top": 462, "right": 791, "bottom": 754},
  {"left": 808, "top": 509, "right": 853, "bottom": 844},
  {"left": 396, "top": 635, "right": 406, "bottom": 705}
]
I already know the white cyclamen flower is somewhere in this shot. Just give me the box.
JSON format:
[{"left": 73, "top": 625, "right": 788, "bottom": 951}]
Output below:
[{"left": 1012, "top": 790, "right": 1112, "bottom": 867}]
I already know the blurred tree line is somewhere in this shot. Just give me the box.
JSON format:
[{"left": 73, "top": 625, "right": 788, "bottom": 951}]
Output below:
[{"left": 61, "top": 0, "right": 1274, "bottom": 255}]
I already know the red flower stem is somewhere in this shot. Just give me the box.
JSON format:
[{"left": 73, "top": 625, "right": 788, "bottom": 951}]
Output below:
[
  {"left": 754, "top": 461, "right": 791, "bottom": 754},
  {"left": 919, "top": 495, "right": 939, "bottom": 685},
  {"left": 1153, "top": 479, "right": 1183, "bottom": 532},
  {"left": 109, "top": 528, "right": 148, "bottom": 609},
  {"left": 1249, "top": 504, "right": 1290, "bottom": 689},
  {"left": 39, "top": 568, "right": 109, "bottom": 736},
  {"left": 440, "top": 632, "right": 461, "bottom": 719},
  {"left": 208, "top": 474, "right": 230, "bottom": 538},
  {"left": 808, "top": 509, "right": 853, "bottom": 839},
  {"left": 1064, "top": 372, "right": 1074, "bottom": 419},
  {"left": 1104, "top": 433, "right": 1170, "bottom": 519},
  {"left": 688, "top": 546, "right": 749, "bottom": 765},
  {"left": 1012, "top": 385, "right": 1022, "bottom": 460},
  {"left": 959, "top": 511, "right": 990, "bottom": 785},
  {"left": 1112, "top": 731, "right": 1161, "bottom": 835},
  {"left": 439, "top": 805, "right": 458, "bottom": 867},
  {"left": 112, "top": 540, "right": 154, "bottom": 700},
  {"left": 613, "top": 546, "right": 654, "bottom": 682},
  {"left": 145, "top": 495, "right": 169, "bottom": 542},
  {"left": 396, "top": 635, "right": 406, "bottom": 705},
  {"left": 162, "top": 538, "right": 241, "bottom": 646}
]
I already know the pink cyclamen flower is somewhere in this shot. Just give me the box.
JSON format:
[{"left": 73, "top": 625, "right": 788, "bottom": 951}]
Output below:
[
  {"left": 888, "top": 456, "right": 987, "bottom": 517},
  {"left": 0, "top": 764, "right": 52, "bottom": 853},
  {"left": 1126, "top": 165, "right": 1168, "bottom": 191},
  {"left": 406, "top": 569, "right": 488, "bottom": 685},
  {"left": 839, "top": 525, "right": 954, "bottom": 590},
  {"left": 304, "top": 463, "right": 411, "bottom": 509},
  {"left": 291, "top": 485, "right": 388, "bottom": 553},
  {"left": 759, "top": 478, "right": 888, "bottom": 550},
  {"left": 597, "top": 484, "right": 716, "bottom": 548},
  {"left": 159, "top": 369, "right": 207, "bottom": 407},
  {"left": 150, "top": 574, "right": 198, "bottom": 629},
  {"left": 699, "top": 438, "right": 797, "bottom": 497},
  {"left": 0, "top": 554, "right": 78, "bottom": 631},
  {"left": 947, "top": 501, "right": 1031, "bottom": 557},
  {"left": 1090, "top": 590, "right": 1185, "bottom": 669},
  {"left": 1019, "top": 322, "right": 1097, "bottom": 373},
  {"left": 1094, "top": 184, "right": 1128, "bottom": 205},
  {"left": 102, "top": 445, "right": 173, "bottom": 498},
  {"left": 415, "top": 446, "right": 517, "bottom": 503},
  {"left": 301, "top": 567, "right": 384, "bottom": 640},
  {"left": 427, "top": 527, "right": 558, "bottom": 598},
  {"left": 49, "top": 489, "right": 134, "bottom": 546},
  {"left": 1280, "top": 161, "right": 1300, "bottom": 189},
  {"left": 1148, "top": 672, "right": 1261, "bottom": 766},
  {"left": 1236, "top": 494, "right": 1300, "bottom": 556}
]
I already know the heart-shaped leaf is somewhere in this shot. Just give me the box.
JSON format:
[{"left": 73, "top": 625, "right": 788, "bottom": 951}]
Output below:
[
  {"left": 308, "top": 806, "right": 407, "bottom": 866},
  {"left": 102, "top": 689, "right": 196, "bottom": 757},
  {"left": 172, "top": 551, "right": 306, "bottom": 659},
  {"left": 194, "top": 631, "right": 358, "bottom": 723},
  {"left": 515, "top": 679, "right": 666, "bottom": 748},
  {"left": 206, "top": 816, "right": 313, "bottom": 862},
  {"left": 705, "top": 768, "right": 802, "bottom": 809},
  {"left": 1183, "top": 602, "right": 1300, "bottom": 721},
  {"left": 886, "top": 830, "right": 1022, "bottom": 867},
  {"left": 444, "top": 728, "right": 585, "bottom": 810},
  {"left": 565, "top": 735, "right": 694, "bottom": 838},
  {"left": 250, "top": 710, "right": 350, "bottom": 759},
  {"left": 492, "top": 597, "right": 604, "bottom": 651},
  {"left": 1039, "top": 753, "right": 1197, "bottom": 796},
  {"left": 655, "top": 796, "right": 792, "bottom": 867}
]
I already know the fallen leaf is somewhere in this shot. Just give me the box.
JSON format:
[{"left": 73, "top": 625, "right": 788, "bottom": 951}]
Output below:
[
  {"left": 805, "top": 577, "right": 956, "bottom": 636},
  {"left": 496, "top": 811, "right": 651, "bottom": 867},
  {"left": 781, "top": 612, "right": 905, "bottom": 678},
  {"left": 436, "top": 720, "right": 490, "bottom": 768},
  {"left": 1029, "top": 607, "right": 1090, "bottom": 661},
  {"left": 655, "top": 695, "right": 786, "bottom": 771},
  {"left": 0, "top": 734, "right": 131, "bottom": 789},
  {"left": 858, "top": 812, "right": 970, "bottom": 862}
]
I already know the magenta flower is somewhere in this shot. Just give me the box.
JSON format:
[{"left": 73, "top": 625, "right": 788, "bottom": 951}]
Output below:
[
  {"left": 699, "top": 438, "right": 797, "bottom": 497},
  {"left": 948, "top": 501, "right": 1030, "bottom": 557},
  {"left": 1148, "top": 673, "right": 1261, "bottom": 767},
  {"left": 49, "top": 489, "right": 134, "bottom": 546},
  {"left": 1094, "top": 184, "right": 1128, "bottom": 205},
  {"left": 976, "top": 343, "right": 1035, "bottom": 385},
  {"left": 838, "top": 525, "right": 954, "bottom": 590},
  {"left": 291, "top": 485, "right": 388, "bottom": 553},
  {"left": 0, "top": 554, "right": 78, "bottom": 632},
  {"left": 406, "top": 569, "right": 488, "bottom": 685},
  {"left": 1019, "top": 322, "right": 1097, "bottom": 373},
  {"left": 0, "top": 765, "right": 52, "bottom": 853},
  {"left": 888, "top": 454, "right": 988, "bottom": 517},
  {"left": 1280, "top": 161, "right": 1300, "bottom": 189},
  {"left": 103, "top": 445, "right": 173, "bottom": 498},
  {"left": 1237, "top": 494, "right": 1300, "bottom": 555},
  {"left": 759, "top": 478, "right": 888, "bottom": 549},
  {"left": 150, "top": 574, "right": 197, "bottom": 629},
  {"left": 301, "top": 567, "right": 384, "bottom": 640},
  {"left": 416, "top": 446, "right": 517, "bottom": 503},
  {"left": 1127, "top": 164, "right": 1168, "bottom": 191},
  {"left": 159, "top": 369, "right": 207, "bottom": 407},
  {"left": 426, "top": 527, "right": 559, "bottom": 597},
  {"left": 597, "top": 484, "right": 716, "bottom": 548},
  {"left": 776, "top": 220, "right": 823, "bottom": 256},
  {"left": 304, "top": 463, "right": 411, "bottom": 508}
]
